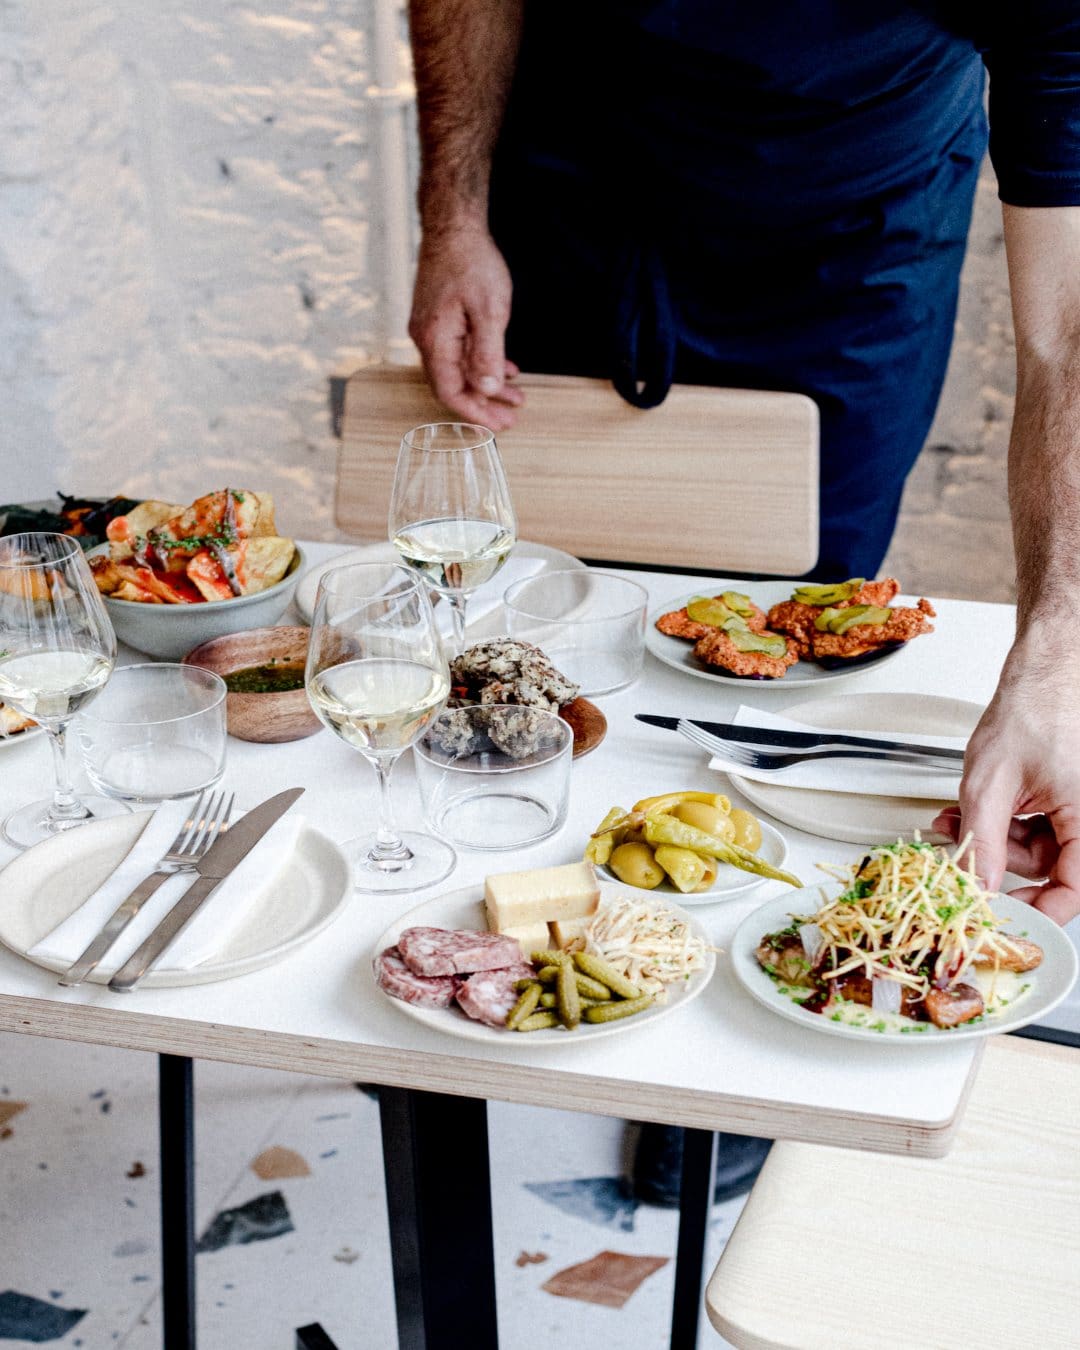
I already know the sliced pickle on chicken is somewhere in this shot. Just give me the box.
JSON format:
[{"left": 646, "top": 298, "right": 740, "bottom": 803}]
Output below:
[
  {"left": 720, "top": 591, "right": 756, "bottom": 618},
  {"left": 728, "top": 628, "right": 788, "bottom": 658},
  {"left": 685, "top": 596, "right": 735, "bottom": 627},
  {"left": 814, "top": 603, "right": 892, "bottom": 634},
  {"left": 791, "top": 577, "right": 865, "bottom": 606}
]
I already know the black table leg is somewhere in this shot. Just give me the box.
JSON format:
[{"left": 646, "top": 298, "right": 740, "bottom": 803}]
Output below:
[
  {"left": 670, "top": 1126, "right": 717, "bottom": 1350},
  {"left": 159, "top": 1053, "right": 196, "bottom": 1350},
  {"left": 379, "top": 1088, "right": 499, "bottom": 1350}
]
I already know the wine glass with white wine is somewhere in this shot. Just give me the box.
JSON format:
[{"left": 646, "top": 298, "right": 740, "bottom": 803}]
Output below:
[
  {"left": 305, "top": 561, "right": 456, "bottom": 893},
  {"left": 0, "top": 532, "right": 126, "bottom": 849},
  {"left": 389, "top": 423, "right": 518, "bottom": 654}
]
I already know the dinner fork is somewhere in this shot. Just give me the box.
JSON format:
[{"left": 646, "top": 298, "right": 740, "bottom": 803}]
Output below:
[
  {"left": 676, "top": 720, "right": 964, "bottom": 772},
  {"left": 57, "top": 789, "right": 234, "bottom": 988}
]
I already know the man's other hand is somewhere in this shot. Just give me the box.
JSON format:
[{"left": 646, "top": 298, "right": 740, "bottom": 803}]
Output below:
[
  {"left": 409, "top": 225, "right": 524, "bottom": 430},
  {"left": 933, "top": 655, "right": 1080, "bottom": 925}
]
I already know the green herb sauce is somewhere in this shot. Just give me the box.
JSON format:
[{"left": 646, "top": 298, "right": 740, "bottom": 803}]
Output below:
[{"left": 224, "top": 661, "right": 306, "bottom": 694}]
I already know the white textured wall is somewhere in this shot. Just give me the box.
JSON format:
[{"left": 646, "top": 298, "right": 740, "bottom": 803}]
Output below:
[
  {"left": 1, "top": 6, "right": 1015, "bottom": 598},
  {"left": 0, "top": 0, "right": 405, "bottom": 542}
]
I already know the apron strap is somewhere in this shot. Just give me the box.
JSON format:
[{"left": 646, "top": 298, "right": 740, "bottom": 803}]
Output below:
[{"left": 611, "top": 241, "right": 676, "bottom": 409}]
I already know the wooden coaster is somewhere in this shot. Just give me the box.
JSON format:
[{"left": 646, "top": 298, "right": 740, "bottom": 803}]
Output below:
[{"left": 562, "top": 697, "right": 607, "bottom": 759}]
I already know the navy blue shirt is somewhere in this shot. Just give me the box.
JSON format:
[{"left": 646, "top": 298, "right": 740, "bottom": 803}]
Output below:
[
  {"left": 502, "top": 2, "right": 1080, "bottom": 218},
  {"left": 490, "top": 3, "right": 1080, "bottom": 574}
]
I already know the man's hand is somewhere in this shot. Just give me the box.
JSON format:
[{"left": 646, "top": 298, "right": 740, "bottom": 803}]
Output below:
[
  {"left": 940, "top": 205, "right": 1080, "bottom": 927},
  {"left": 933, "top": 648, "right": 1080, "bottom": 925},
  {"left": 409, "top": 225, "right": 524, "bottom": 431}
]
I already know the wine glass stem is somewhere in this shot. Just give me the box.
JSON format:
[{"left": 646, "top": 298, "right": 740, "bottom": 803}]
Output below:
[
  {"left": 444, "top": 591, "right": 468, "bottom": 655},
  {"left": 44, "top": 724, "right": 90, "bottom": 826},
  {"left": 368, "top": 754, "right": 413, "bottom": 869}
]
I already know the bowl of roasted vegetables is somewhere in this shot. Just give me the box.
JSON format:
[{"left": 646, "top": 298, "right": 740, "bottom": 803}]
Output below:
[
  {"left": 87, "top": 489, "right": 302, "bottom": 659},
  {"left": 585, "top": 790, "right": 800, "bottom": 904}
]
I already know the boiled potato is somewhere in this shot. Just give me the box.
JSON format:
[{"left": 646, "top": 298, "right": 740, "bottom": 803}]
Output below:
[
  {"left": 609, "top": 841, "right": 665, "bottom": 890},
  {"left": 671, "top": 800, "right": 735, "bottom": 843},
  {"left": 728, "top": 808, "right": 762, "bottom": 852}
]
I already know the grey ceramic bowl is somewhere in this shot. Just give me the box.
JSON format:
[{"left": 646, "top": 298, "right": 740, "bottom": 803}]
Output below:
[{"left": 88, "top": 543, "right": 305, "bottom": 660}]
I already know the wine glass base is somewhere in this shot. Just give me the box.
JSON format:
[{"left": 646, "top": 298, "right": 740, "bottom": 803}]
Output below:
[
  {"left": 344, "top": 829, "right": 457, "bottom": 895},
  {"left": 2, "top": 795, "right": 132, "bottom": 851}
]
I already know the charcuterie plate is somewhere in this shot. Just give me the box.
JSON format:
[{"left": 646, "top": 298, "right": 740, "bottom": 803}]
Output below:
[{"left": 372, "top": 881, "right": 715, "bottom": 1046}]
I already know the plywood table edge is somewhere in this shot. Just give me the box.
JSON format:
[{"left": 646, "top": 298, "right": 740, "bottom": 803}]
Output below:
[{"left": 0, "top": 993, "right": 970, "bottom": 1156}]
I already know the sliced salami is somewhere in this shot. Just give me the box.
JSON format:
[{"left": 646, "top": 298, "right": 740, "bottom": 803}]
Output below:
[
  {"left": 398, "top": 926, "right": 523, "bottom": 977},
  {"left": 374, "top": 946, "right": 461, "bottom": 1009},
  {"left": 456, "top": 963, "right": 537, "bottom": 1028}
]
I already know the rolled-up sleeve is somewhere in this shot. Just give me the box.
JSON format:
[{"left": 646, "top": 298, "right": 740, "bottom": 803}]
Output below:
[{"left": 984, "top": 5, "right": 1080, "bottom": 206}]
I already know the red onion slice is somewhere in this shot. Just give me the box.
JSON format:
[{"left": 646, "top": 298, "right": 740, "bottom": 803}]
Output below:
[
  {"left": 799, "top": 923, "right": 825, "bottom": 963},
  {"left": 872, "top": 976, "right": 903, "bottom": 1014}
]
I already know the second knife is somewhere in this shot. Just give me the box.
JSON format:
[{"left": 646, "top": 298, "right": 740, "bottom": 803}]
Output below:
[
  {"left": 108, "top": 786, "right": 305, "bottom": 993},
  {"left": 636, "top": 713, "right": 966, "bottom": 762}
]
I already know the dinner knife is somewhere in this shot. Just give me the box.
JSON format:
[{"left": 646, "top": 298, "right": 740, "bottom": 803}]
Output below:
[
  {"left": 106, "top": 787, "right": 305, "bottom": 994},
  {"left": 635, "top": 713, "right": 966, "bottom": 762}
]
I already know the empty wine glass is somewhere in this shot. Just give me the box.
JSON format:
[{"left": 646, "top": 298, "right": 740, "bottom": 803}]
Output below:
[
  {"left": 389, "top": 422, "right": 518, "bottom": 654},
  {"left": 305, "top": 561, "right": 456, "bottom": 893},
  {"left": 0, "top": 532, "right": 126, "bottom": 849}
]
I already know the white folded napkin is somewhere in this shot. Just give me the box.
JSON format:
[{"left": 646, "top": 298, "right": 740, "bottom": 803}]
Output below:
[
  {"left": 452, "top": 555, "right": 545, "bottom": 639},
  {"left": 707, "top": 705, "right": 966, "bottom": 801},
  {"left": 30, "top": 801, "right": 303, "bottom": 973}
]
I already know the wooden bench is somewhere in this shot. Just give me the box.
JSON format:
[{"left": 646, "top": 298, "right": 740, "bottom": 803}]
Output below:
[{"left": 706, "top": 1035, "right": 1080, "bottom": 1348}]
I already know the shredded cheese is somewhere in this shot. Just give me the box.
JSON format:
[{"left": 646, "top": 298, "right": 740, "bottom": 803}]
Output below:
[{"left": 584, "top": 896, "right": 710, "bottom": 997}]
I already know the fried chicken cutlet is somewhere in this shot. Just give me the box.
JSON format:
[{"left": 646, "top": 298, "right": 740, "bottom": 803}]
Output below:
[
  {"left": 767, "top": 578, "right": 902, "bottom": 654},
  {"left": 655, "top": 597, "right": 768, "bottom": 641},
  {"left": 809, "top": 597, "right": 936, "bottom": 659},
  {"left": 693, "top": 628, "right": 799, "bottom": 679}
]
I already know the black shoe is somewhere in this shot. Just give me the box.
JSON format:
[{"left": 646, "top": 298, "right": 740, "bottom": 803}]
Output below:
[{"left": 631, "top": 1124, "right": 771, "bottom": 1208}]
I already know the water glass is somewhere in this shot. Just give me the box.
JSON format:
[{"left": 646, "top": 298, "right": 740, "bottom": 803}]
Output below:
[
  {"left": 76, "top": 663, "right": 227, "bottom": 802},
  {"left": 503, "top": 570, "right": 648, "bottom": 696},
  {"left": 414, "top": 704, "right": 573, "bottom": 850}
]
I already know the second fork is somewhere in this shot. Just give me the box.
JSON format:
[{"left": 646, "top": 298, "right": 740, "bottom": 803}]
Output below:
[{"left": 677, "top": 720, "right": 964, "bottom": 773}]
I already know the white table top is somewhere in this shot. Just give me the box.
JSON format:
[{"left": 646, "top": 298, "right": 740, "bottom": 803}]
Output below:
[{"left": 0, "top": 543, "right": 1017, "bottom": 1157}]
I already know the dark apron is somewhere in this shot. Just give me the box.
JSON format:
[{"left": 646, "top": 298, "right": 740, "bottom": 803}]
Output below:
[{"left": 489, "top": 1, "right": 987, "bottom": 576}]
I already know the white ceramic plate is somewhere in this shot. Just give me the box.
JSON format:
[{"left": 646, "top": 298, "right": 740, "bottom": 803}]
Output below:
[
  {"left": 647, "top": 582, "right": 914, "bottom": 688},
  {"left": 294, "top": 540, "right": 585, "bottom": 632},
  {"left": 728, "top": 692, "right": 980, "bottom": 845},
  {"left": 732, "top": 890, "right": 1078, "bottom": 1043},
  {"left": 0, "top": 721, "right": 43, "bottom": 752},
  {"left": 596, "top": 819, "right": 790, "bottom": 906},
  {"left": 0, "top": 812, "right": 351, "bottom": 986},
  {"left": 373, "top": 880, "right": 715, "bottom": 1045}
]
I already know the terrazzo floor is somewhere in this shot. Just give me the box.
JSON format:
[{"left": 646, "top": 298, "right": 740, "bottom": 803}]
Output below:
[
  {"left": 0, "top": 1032, "right": 744, "bottom": 1349},
  {"left": 5, "top": 933, "right": 1079, "bottom": 1349}
]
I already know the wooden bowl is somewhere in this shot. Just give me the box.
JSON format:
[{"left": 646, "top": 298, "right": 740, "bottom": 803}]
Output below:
[{"left": 182, "top": 626, "right": 321, "bottom": 743}]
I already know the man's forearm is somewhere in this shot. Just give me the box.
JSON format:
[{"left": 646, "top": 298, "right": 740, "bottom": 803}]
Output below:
[
  {"left": 1002, "top": 204, "right": 1080, "bottom": 644},
  {"left": 408, "top": 0, "right": 525, "bottom": 235}
]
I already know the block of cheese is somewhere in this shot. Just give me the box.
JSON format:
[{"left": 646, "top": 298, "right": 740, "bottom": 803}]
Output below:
[
  {"left": 499, "top": 921, "right": 553, "bottom": 959},
  {"left": 549, "top": 916, "right": 591, "bottom": 951},
  {"left": 484, "top": 861, "right": 600, "bottom": 932}
]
